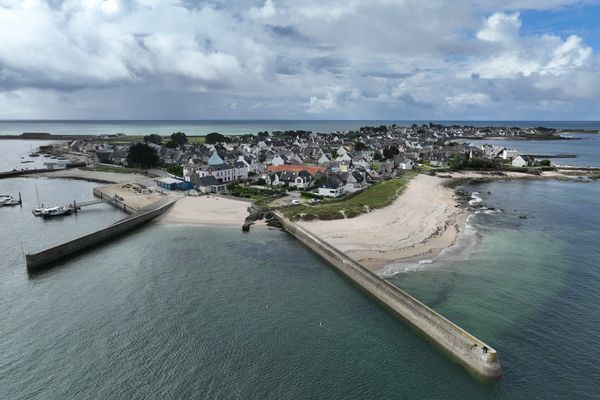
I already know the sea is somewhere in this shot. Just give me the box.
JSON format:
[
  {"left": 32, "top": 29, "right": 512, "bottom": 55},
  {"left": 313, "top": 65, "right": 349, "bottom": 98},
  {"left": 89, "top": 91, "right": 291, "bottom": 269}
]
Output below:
[
  {"left": 0, "top": 119, "right": 598, "bottom": 136},
  {"left": 1, "top": 121, "right": 599, "bottom": 399}
]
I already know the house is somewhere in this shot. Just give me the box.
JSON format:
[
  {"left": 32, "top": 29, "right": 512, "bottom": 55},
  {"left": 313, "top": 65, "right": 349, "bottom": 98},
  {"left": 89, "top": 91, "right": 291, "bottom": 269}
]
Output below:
[
  {"left": 502, "top": 149, "right": 520, "bottom": 160},
  {"left": 318, "top": 175, "right": 346, "bottom": 197},
  {"left": 512, "top": 155, "right": 535, "bottom": 167},
  {"left": 397, "top": 158, "right": 415, "bottom": 170},
  {"left": 208, "top": 151, "right": 225, "bottom": 166},
  {"left": 271, "top": 154, "right": 287, "bottom": 166},
  {"left": 196, "top": 175, "right": 227, "bottom": 194}
]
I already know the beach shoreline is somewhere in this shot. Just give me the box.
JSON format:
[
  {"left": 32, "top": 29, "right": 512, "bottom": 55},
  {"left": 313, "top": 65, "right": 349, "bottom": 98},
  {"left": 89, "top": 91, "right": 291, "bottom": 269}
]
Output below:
[
  {"left": 158, "top": 196, "right": 253, "bottom": 226},
  {"left": 297, "top": 174, "right": 467, "bottom": 274}
]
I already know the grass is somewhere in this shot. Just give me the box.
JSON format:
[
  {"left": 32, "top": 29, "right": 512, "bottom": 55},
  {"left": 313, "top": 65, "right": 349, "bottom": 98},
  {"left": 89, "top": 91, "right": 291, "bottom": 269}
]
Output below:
[
  {"left": 281, "top": 171, "right": 417, "bottom": 221},
  {"left": 228, "top": 184, "right": 287, "bottom": 207},
  {"left": 81, "top": 166, "right": 140, "bottom": 174}
]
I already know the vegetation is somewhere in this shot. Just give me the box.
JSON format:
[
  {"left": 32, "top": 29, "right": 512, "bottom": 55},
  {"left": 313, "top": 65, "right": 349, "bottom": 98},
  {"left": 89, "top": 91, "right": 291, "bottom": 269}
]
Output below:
[
  {"left": 382, "top": 146, "right": 399, "bottom": 160},
  {"left": 281, "top": 171, "right": 416, "bottom": 221},
  {"left": 166, "top": 165, "right": 184, "bottom": 176},
  {"left": 170, "top": 132, "right": 188, "bottom": 146},
  {"left": 227, "top": 184, "right": 287, "bottom": 207},
  {"left": 205, "top": 132, "right": 228, "bottom": 144},
  {"left": 143, "top": 134, "right": 163, "bottom": 145},
  {"left": 353, "top": 141, "right": 367, "bottom": 151},
  {"left": 449, "top": 155, "right": 504, "bottom": 170},
  {"left": 126, "top": 143, "right": 160, "bottom": 168}
]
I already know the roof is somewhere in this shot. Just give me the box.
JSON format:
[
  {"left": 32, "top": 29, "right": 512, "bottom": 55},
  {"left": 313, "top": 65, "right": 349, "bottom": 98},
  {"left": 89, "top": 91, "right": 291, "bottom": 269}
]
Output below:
[
  {"left": 156, "top": 177, "right": 184, "bottom": 185},
  {"left": 267, "top": 164, "right": 325, "bottom": 177},
  {"left": 197, "top": 175, "right": 221, "bottom": 186}
]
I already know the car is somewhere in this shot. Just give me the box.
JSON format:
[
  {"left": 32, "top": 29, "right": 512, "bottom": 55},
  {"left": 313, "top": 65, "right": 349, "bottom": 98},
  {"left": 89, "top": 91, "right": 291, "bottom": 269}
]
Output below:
[
  {"left": 308, "top": 198, "right": 321, "bottom": 204},
  {"left": 291, "top": 199, "right": 301, "bottom": 205}
]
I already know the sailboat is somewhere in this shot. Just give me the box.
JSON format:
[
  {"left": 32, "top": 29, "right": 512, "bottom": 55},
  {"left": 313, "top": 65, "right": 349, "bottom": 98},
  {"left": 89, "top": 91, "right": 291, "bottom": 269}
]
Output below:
[{"left": 32, "top": 184, "right": 44, "bottom": 216}]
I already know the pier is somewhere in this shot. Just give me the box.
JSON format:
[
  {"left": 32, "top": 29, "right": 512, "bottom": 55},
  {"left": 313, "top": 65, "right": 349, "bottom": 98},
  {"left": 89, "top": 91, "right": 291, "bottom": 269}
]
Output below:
[
  {"left": 25, "top": 197, "right": 178, "bottom": 269},
  {"left": 274, "top": 211, "right": 502, "bottom": 380}
]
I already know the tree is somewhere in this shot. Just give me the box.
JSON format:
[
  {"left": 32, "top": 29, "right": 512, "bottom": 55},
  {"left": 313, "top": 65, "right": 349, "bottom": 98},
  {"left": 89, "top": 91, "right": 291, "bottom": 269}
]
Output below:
[
  {"left": 164, "top": 141, "right": 178, "bottom": 149},
  {"left": 258, "top": 131, "right": 269, "bottom": 138},
  {"left": 382, "top": 146, "right": 399, "bottom": 159},
  {"left": 539, "top": 159, "right": 551, "bottom": 167},
  {"left": 144, "top": 134, "right": 162, "bottom": 145},
  {"left": 126, "top": 143, "right": 160, "bottom": 168},
  {"left": 354, "top": 141, "right": 367, "bottom": 151},
  {"left": 167, "top": 165, "right": 184, "bottom": 176},
  {"left": 170, "top": 132, "right": 188, "bottom": 146},
  {"left": 373, "top": 151, "right": 382, "bottom": 161},
  {"left": 205, "top": 132, "right": 227, "bottom": 144}
]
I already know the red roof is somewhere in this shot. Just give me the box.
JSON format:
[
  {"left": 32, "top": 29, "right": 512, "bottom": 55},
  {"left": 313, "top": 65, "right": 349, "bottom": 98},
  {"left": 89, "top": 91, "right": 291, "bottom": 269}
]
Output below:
[{"left": 267, "top": 165, "right": 325, "bottom": 177}]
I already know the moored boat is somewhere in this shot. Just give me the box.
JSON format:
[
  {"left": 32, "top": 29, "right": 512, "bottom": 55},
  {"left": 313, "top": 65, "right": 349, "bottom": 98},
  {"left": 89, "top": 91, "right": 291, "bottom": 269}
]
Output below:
[{"left": 41, "top": 205, "right": 75, "bottom": 218}]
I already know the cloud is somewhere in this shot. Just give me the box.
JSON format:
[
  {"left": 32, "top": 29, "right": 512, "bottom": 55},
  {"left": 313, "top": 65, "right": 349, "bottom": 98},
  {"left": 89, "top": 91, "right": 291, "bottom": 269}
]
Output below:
[{"left": 0, "top": 0, "right": 598, "bottom": 119}]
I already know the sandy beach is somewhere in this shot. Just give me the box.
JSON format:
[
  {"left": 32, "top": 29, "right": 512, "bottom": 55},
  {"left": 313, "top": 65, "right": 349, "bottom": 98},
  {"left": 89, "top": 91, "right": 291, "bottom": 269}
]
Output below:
[
  {"left": 297, "top": 174, "right": 465, "bottom": 273},
  {"left": 158, "top": 196, "right": 252, "bottom": 226}
]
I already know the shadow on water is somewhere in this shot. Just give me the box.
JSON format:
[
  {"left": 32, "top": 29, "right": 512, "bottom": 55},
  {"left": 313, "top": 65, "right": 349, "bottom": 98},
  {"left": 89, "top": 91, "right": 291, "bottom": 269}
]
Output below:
[{"left": 26, "top": 222, "right": 158, "bottom": 280}]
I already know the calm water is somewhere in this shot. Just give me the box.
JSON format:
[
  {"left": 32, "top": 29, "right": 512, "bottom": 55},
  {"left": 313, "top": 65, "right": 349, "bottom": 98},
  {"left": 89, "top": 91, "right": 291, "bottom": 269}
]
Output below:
[
  {"left": 471, "top": 133, "right": 600, "bottom": 167},
  {"left": 0, "top": 120, "right": 599, "bottom": 136},
  {"left": 1, "top": 142, "right": 600, "bottom": 398},
  {"left": 0, "top": 140, "right": 60, "bottom": 172}
]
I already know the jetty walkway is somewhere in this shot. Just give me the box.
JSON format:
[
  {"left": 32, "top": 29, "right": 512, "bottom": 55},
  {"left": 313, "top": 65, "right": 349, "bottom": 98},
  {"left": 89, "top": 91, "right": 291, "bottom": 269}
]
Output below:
[{"left": 274, "top": 211, "right": 502, "bottom": 380}]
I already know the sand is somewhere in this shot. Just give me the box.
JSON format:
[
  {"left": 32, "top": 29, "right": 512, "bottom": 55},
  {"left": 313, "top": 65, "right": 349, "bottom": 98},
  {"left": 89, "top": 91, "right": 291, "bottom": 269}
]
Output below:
[
  {"left": 158, "top": 196, "right": 252, "bottom": 226},
  {"left": 297, "top": 174, "right": 465, "bottom": 273}
]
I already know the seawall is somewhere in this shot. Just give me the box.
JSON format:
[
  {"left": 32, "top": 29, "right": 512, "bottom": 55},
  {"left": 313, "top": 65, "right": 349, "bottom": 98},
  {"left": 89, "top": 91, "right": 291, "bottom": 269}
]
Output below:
[
  {"left": 25, "top": 198, "right": 177, "bottom": 269},
  {"left": 274, "top": 212, "right": 502, "bottom": 380},
  {"left": 93, "top": 187, "right": 138, "bottom": 214}
]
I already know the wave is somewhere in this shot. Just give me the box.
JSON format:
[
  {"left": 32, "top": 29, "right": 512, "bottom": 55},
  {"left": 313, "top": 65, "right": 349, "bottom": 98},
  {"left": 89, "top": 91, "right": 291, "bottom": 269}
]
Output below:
[{"left": 378, "top": 213, "right": 482, "bottom": 277}]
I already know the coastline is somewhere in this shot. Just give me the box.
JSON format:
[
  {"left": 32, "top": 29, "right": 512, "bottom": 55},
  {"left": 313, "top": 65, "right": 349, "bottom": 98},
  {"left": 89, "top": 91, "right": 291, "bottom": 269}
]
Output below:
[{"left": 297, "top": 174, "right": 466, "bottom": 274}]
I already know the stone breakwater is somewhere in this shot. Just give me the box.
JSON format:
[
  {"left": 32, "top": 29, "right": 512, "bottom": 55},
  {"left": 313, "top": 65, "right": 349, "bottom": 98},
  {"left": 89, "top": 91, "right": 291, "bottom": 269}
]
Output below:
[
  {"left": 25, "top": 198, "right": 177, "bottom": 269},
  {"left": 274, "top": 211, "right": 502, "bottom": 380}
]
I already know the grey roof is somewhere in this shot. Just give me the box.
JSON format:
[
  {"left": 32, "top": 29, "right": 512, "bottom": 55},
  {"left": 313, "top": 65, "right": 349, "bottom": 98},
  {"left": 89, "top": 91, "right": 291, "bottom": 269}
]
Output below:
[{"left": 197, "top": 175, "right": 221, "bottom": 187}]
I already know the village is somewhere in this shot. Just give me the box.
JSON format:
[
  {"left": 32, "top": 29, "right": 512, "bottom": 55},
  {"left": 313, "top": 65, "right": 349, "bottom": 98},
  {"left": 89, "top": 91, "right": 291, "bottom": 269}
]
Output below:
[{"left": 42, "top": 124, "right": 560, "bottom": 205}]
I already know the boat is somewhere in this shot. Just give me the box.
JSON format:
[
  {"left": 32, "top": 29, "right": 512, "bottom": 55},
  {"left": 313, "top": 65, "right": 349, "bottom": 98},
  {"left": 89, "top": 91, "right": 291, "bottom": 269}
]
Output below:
[
  {"left": 29, "top": 153, "right": 40, "bottom": 157},
  {"left": 41, "top": 205, "right": 75, "bottom": 218},
  {"left": 0, "top": 195, "right": 21, "bottom": 207}
]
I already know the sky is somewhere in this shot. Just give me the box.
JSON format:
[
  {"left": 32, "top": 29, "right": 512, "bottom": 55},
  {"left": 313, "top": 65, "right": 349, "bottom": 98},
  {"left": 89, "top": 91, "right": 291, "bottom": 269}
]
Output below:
[{"left": 0, "top": 0, "right": 599, "bottom": 120}]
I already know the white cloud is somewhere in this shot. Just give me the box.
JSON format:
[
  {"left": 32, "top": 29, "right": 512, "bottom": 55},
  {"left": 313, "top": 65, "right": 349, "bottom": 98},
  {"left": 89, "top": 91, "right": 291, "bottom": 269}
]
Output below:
[{"left": 0, "top": 0, "right": 598, "bottom": 119}]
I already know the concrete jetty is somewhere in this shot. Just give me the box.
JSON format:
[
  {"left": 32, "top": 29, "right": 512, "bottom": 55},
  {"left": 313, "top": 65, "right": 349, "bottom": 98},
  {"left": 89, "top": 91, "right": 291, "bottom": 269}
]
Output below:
[
  {"left": 274, "top": 211, "right": 502, "bottom": 380},
  {"left": 25, "top": 197, "right": 177, "bottom": 269}
]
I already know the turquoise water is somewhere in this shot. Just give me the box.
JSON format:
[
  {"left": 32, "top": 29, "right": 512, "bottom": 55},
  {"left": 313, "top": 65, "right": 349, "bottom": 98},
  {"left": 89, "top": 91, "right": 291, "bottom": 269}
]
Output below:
[
  {"left": 0, "top": 120, "right": 599, "bottom": 136},
  {"left": 2, "top": 137, "right": 600, "bottom": 398},
  {"left": 1, "top": 178, "right": 599, "bottom": 398}
]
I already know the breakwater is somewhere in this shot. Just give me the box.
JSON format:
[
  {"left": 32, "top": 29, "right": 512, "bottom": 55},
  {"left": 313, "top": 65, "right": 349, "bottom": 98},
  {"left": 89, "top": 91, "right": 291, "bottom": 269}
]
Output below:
[
  {"left": 25, "top": 198, "right": 177, "bottom": 269},
  {"left": 93, "top": 187, "right": 138, "bottom": 214},
  {"left": 274, "top": 211, "right": 502, "bottom": 380}
]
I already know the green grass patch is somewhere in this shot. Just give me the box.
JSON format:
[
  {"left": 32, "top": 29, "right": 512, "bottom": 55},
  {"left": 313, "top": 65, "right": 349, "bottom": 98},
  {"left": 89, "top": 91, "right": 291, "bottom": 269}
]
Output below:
[
  {"left": 228, "top": 184, "right": 287, "bottom": 206},
  {"left": 281, "top": 171, "right": 417, "bottom": 221}
]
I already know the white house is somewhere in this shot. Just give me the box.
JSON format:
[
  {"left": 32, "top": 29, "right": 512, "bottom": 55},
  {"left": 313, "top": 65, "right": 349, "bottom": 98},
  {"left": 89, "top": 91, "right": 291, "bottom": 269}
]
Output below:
[
  {"left": 502, "top": 149, "right": 520, "bottom": 159},
  {"left": 271, "top": 155, "right": 287, "bottom": 166},
  {"left": 397, "top": 158, "right": 415, "bottom": 170},
  {"left": 512, "top": 155, "right": 535, "bottom": 167},
  {"left": 318, "top": 175, "right": 345, "bottom": 197}
]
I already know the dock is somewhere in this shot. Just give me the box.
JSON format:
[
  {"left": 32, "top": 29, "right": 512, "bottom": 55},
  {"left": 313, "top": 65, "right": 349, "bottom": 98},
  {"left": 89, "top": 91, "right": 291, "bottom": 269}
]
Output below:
[
  {"left": 25, "top": 197, "right": 178, "bottom": 269},
  {"left": 274, "top": 211, "right": 502, "bottom": 380}
]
